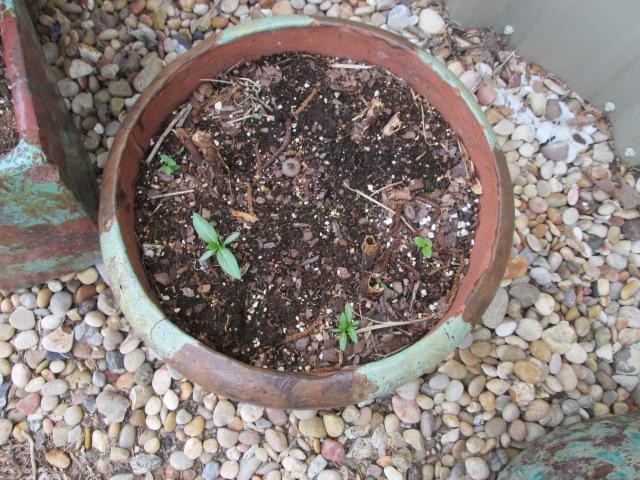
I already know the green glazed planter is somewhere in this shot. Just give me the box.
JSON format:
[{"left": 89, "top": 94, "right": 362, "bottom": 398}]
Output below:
[
  {"left": 498, "top": 411, "right": 640, "bottom": 480},
  {"left": 99, "top": 16, "right": 514, "bottom": 408},
  {"left": 0, "top": 0, "right": 100, "bottom": 289}
]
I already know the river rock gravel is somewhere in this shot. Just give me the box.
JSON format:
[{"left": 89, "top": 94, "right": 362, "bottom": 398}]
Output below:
[{"left": 0, "top": 1, "right": 638, "bottom": 479}]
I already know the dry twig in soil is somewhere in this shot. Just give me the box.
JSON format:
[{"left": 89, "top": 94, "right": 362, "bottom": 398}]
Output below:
[
  {"left": 293, "top": 85, "right": 319, "bottom": 116},
  {"left": 343, "top": 182, "right": 396, "bottom": 216},
  {"left": 148, "top": 189, "right": 195, "bottom": 200},
  {"left": 145, "top": 104, "right": 192, "bottom": 164}
]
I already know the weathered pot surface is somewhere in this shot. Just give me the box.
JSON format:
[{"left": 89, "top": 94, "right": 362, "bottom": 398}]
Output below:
[
  {"left": 0, "top": 0, "right": 100, "bottom": 289},
  {"left": 99, "top": 16, "right": 514, "bottom": 408},
  {"left": 497, "top": 410, "right": 640, "bottom": 480}
]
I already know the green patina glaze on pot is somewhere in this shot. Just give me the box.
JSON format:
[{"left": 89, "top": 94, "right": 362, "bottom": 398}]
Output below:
[
  {"left": 217, "top": 15, "right": 315, "bottom": 45},
  {"left": 0, "top": 141, "right": 88, "bottom": 226},
  {"left": 0, "top": 0, "right": 99, "bottom": 288},
  {"left": 356, "top": 314, "right": 471, "bottom": 394},
  {"left": 102, "top": 215, "right": 471, "bottom": 393},
  {"left": 100, "top": 15, "right": 513, "bottom": 408},
  {"left": 101, "top": 221, "right": 198, "bottom": 359},
  {"left": 498, "top": 411, "right": 640, "bottom": 480}
]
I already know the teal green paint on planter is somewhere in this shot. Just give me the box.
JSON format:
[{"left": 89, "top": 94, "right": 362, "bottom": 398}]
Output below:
[
  {"left": 0, "top": 140, "right": 88, "bottom": 227},
  {"left": 498, "top": 411, "right": 640, "bottom": 480},
  {"left": 357, "top": 314, "right": 471, "bottom": 394},
  {"left": 0, "top": 0, "right": 15, "bottom": 11},
  {"left": 149, "top": 319, "right": 200, "bottom": 359},
  {"left": 217, "top": 15, "right": 315, "bottom": 45},
  {"left": 100, "top": 220, "right": 198, "bottom": 358},
  {"left": 0, "top": 139, "right": 45, "bottom": 172}
]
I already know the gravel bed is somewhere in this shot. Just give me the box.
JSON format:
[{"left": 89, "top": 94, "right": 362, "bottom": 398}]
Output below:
[{"left": 0, "top": 1, "right": 638, "bottom": 479}]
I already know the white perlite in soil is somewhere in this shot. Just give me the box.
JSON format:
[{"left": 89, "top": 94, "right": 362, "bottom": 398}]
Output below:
[{"left": 0, "top": 1, "right": 638, "bottom": 479}]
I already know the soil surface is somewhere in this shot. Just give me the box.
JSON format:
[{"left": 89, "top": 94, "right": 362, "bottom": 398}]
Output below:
[
  {"left": 0, "top": 38, "right": 18, "bottom": 153},
  {"left": 134, "top": 53, "right": 479, "bottom": 371}
]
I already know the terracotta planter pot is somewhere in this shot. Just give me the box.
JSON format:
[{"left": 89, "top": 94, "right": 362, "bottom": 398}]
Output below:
[
  {"left": 100, "top": 16, "right": 513, "bottom": 408},
  {"left": 0, "top": 0, "right": 100, "bottom": 289}
]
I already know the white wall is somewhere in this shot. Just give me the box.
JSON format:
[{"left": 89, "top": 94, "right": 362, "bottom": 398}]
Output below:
[{"left": 447, "top": 0, "right": 639, "bottom": 165}]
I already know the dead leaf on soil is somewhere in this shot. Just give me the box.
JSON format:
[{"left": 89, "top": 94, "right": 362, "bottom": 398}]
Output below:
[
  {"left": 192, "top": 129, "right": 228, "bottom": 173},
  {"left": 471, "top": 178, "right": 483, "bottom": 195},
  {"left": 351, "top": 98, "right": 384, "bottom": 144},
  {"left": 231, "top": 210, "right": 259, "bottom": 223},
  {"left": 382, "top": 112, "right": 402, "bottom": 137}
]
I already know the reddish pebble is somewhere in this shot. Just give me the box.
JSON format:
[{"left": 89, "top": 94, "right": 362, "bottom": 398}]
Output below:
[
  {"left": 72, "top": 341, "right": 92, "bottom": 359},
  {"left": 391, "top": 395, "right": 421, "bottom": 423},
  {"left": 266, "top": 408, "right": 288, "bottom": 426},
  {"left": 321, "top": 438, "right": 345, "bottom": 464},
  {"left": 17, "top": 392, "right": 41, "bottom": 415},
  {"left": 476, "top": 84, "right": 497, "bottom": 106},
  {"left": 42, "top": 418, "right": 54, "bottom": 435},
  {"left": 129, "top": 0, "right": 146, "bottom": 14}
]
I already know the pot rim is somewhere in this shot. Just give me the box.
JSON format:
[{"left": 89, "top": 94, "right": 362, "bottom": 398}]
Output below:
[{"left": 99, "top": 16, "right": 514, "bottom": 407}]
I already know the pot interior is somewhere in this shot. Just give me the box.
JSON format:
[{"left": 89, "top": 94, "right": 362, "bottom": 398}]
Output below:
[{"left": 111, "top": 21, "right": 505, "bottom": 349}]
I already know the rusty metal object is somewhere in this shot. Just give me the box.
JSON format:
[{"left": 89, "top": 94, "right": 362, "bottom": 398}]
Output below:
[
  {"left": 498, "top": 410, "right": 640, "bottom": 480},
  {"left": 99, "top": 16, "right": 514, "bottom": 408},
  {"left": 0, "top": 0, "right": 99, "bottom": 289}
]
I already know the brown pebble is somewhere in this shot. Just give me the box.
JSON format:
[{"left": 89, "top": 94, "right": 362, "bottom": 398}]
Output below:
[
  {"left": 75, "top": 285, "right": 97, "bottom": 303},
  {"left": 45, "top": 449, "right": 71, "bottom": 469}
]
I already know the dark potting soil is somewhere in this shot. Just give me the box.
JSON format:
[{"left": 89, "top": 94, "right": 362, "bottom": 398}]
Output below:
[
  {"left": 0, "top": 39, "right": 18, "bottom": 153},
  {"left": 134, "top": 53, "right": 480, "bottom": 372}
]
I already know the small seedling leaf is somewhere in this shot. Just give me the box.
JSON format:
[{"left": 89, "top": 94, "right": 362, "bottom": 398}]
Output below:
[
  {"left": 160, "top": 154, "right": 179, "bottom": 173},
  {"left": 193, "top": 213, "right": 219, "bottom": 244},
  {"left": 339, "top": 332, "right": 347, "bottom": 351},
  {"left": 199, "top": 249, "right": 215, "bottom": 263},
  {"left": 415, "top": 236, "right": 433, "bottom": 258},
  {"left": 374, "top": 277, "right": 388, "bottom": 289},
  {"left": 216, "top": 247, "right": 242, "bottom": 280},
  {"left": 224, "top": 231, "right": 241, "bottom": 245},
  {"left": 344, "top": 302, "right": 353, "bottom": 321},
  {"left": 348, "top": 328, "right": 358, "bottom": 343},
  {"left": 414, "top": 236, "right": 427, "bottom": 248}
]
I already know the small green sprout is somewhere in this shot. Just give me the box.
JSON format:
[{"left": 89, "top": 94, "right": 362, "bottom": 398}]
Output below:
[
  {"left": 252, "top": 112, "right": 263, "bottom": 120},
  {"left": 159, "top": 154, "right": 180, "bottom": 176},
  {"left": 373, "top": 277, "right": 388, "bottom": 290},
  {"left": 192, "top": 213, "right": 242, "bottom": 280},
  {"left": 331, "top": 303, "right": 360, "bottom": 351},
  {"left": 414, "top": 236, "right": 433, "bottom": 259}
]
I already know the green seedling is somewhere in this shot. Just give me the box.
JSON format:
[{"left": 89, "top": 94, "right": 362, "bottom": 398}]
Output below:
[
  {"left": 159, "top": 154, "right": 180, "bottom": 176},
  {"left": 192, "top": 213, "right": 242, "bottom": 280},
  {"left": 414, "top": 236, "right": 433, "bottom": 259},
  {"left": 374, "top": 277, "right": 389, "bottom": 290},
  {"left": 332, "top": 303, "right": 360, "bottom": 351}
]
